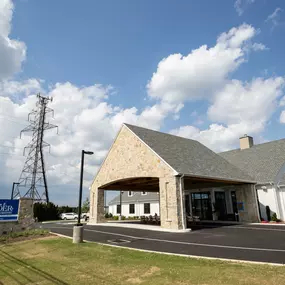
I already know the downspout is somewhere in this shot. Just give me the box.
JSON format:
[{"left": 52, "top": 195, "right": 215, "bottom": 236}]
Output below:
[{"left": 178, "top": 174, "right": 186, "bottom": 230}]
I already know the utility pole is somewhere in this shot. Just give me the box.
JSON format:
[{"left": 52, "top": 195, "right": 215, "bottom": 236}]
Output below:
[{"left": 14, "top": 94, "right": 58, "bottom": 202}]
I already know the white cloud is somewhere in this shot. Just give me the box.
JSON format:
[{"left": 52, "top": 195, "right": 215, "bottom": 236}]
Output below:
[
  {"left": 0, "top": 0, "right": 26, "bottom": 80},
  {"left": 265, "top": 7, "right": 283, "bottom": 28},
  {"left": 208, "top": 77, "right": 285, "bottom": 125},
  {"left": 250, "top": 43, "right": 268, "bottom": 51},
  {"left": 147, "top": 24, "right": 258, "bottom": 104},
  {"left": 234, "top": 0, "right": 255, "bottom": 16},
  {"left": 171, "top": 77, "right": 285, "bottom": 151}
]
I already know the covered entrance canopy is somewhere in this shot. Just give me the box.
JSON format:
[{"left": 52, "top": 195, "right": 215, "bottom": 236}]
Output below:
[{"left": 90, "top": 124, "right": 259, "bottom": 230}]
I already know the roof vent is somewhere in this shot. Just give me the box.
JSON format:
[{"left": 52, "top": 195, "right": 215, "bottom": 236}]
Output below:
[{"left": 239, "top": 134, "right": 254, "bottom": 150}]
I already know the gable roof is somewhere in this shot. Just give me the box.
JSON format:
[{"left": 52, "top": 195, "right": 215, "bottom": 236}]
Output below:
[
  {"left": 124, "top": 124, "right": 255, "bottom": 183},
  {"left": 220, "top": 139, "right": 285, "bottom": 184},
  {"left": 109, "top": 191, "right": 159, "bottom": 205}
]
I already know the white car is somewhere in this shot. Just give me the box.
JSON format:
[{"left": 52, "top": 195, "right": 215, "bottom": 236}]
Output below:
[
  {"left": 60, "top": 213, "right": 78, "bottom": 220},
  {"left": 81, "top": 212, "right": 90, "bottom": 220}
]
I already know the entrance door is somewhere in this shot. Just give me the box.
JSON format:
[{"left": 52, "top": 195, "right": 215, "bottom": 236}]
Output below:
[
  {"left": 191, "top": 192, "right": 212, "bottom": 220},
  {"left": 214, "top": 192, "right": 227, "bottom": 220}
]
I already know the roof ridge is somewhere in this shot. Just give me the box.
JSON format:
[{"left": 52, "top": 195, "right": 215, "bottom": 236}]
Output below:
[
  {"left": 124, "top": 123, "right": 198, "bottom": 144},
  {"left": 220, "top": 137, "right": 285, "bottom": 154}
]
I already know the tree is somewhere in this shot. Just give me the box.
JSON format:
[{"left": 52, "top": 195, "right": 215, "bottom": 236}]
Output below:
[{"left": 82, "top": 197, "right": 90, "bottom": 213}]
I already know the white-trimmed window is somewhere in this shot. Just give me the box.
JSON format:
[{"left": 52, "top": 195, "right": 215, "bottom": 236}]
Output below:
[
  {"left": 128, "top": 191, "right": 132, "bottom": 197},
  {"left": 141, "top": 191, "right": 147, "bottom": 195},
  {"left": 144, "top": 203, "right": 150, "bottom": 214},
  {"left": 129, "top": 204, "right": 135, "bottom": 214}
]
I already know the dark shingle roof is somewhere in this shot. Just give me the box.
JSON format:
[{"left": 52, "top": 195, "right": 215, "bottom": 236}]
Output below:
[
  {"left": 124, "top": 124, "right": 255, "bottom": 183},
  {"left": 109, "top": 191, "right": 159, "bottom": 205},
  {"left": 220, "top": 139, "right": 285, "bottom": 184}
]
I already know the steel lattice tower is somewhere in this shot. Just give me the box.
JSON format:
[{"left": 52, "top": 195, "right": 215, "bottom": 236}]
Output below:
[{"left": 13, "top": 94, "right": 58, "bottom": 202}]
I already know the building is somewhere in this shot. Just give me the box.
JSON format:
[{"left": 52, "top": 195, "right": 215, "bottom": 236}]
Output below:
[
  {"left": 89, "top": 123, "right": 259, "bottom": 230},
  {"left": 220, "top": 135, "right": 285, "bottom": 221},
  {"left": 108, "top": 191, "right": 159, "bottom": 217}
]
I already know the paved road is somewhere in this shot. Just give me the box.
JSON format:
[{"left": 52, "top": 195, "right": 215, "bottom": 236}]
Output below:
[{"left": 41, "top": 222, "right": 285, "bottom": 264}]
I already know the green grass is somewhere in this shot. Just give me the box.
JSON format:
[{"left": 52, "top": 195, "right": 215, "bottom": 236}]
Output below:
[
  {"left": 0, "top": 229, "right": 50, "bottom": 242},
  {"left": 0, "top": 237, "right": 285, "bottom": 285}
]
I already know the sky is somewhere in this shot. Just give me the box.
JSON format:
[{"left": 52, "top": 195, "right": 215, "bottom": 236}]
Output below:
[{"left": 0, "top": 0, "right": 285, "bottom": 206}]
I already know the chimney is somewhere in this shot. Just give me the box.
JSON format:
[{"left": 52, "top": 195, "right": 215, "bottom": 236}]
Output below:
[{"left": 239, "top": 134, "right": 254, "bottom": 150}]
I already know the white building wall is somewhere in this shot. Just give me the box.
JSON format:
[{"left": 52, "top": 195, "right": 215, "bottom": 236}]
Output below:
[
  {"left": 256, "top": 186, "right": 278, "bottom": 221},
  {"left": 108, "top": 201, "right": 160, "bottom": 217},
  {"left": 277, "top": 186, "right": 285, "bottom": 221}
]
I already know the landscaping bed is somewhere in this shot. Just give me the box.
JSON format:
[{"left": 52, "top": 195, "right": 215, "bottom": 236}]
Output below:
[{"left": 0, "top": 229, "right": 50, "bottom": 244}]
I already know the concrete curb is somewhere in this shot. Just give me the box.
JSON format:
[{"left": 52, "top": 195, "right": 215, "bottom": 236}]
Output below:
[
  {"left": 50, "top": 232, "right": 284, "bottom": 267},
  {"left": 87, "top": 222, "right": 192, "bottom": 233}
]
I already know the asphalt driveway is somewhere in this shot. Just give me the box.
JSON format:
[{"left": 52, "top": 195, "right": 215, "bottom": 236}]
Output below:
[{"left": 41, "top": 222, "right": 285, "bottom": 265}]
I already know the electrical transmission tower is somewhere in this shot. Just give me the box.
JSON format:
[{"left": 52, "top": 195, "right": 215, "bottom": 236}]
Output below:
[{"left": 13, "top": 94, "right": 58, "bottom": 202}]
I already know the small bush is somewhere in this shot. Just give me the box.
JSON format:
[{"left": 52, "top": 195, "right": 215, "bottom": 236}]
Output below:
[
  {"left": 109, "top": 213, "right": 113, "bottom": 218},
  {"left": 104, "top": 213, "right": 110, "bottom": 218},
  {"left": 113, "top": 215, "right": 119, "bottom": 220},
  {"left": 121, "top": 216, "right": 126, "bottom": 220},
  {"left": 271, "top": 213, "right": 278, "bottom": 222}
]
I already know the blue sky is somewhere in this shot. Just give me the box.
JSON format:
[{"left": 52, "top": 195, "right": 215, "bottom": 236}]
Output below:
[{"left": 0, "top": 0, "right": 285, "bottom": 205}]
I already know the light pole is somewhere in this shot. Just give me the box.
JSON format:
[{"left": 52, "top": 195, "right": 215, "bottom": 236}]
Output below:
[
  {"left": 11, "top": 182, "right": 20, "bottom": 200},
  {"left": 73, "top": 150, "right": 94, "bottom": 244}
]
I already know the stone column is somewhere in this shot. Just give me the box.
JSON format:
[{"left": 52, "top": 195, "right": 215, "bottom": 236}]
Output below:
[
  {"left": 236, "top": 184, "right": 259, "bottom": 222},
  {"left": 159, "top": 176, "right": 184, "bottom": 230},
  {"left": 89, "top": 186, "right": 105, "bottom": 224}
]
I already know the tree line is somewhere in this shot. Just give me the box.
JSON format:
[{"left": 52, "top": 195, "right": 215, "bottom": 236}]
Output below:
[{"left": 33, "top": 198, "right": 90, "bottom": 222}]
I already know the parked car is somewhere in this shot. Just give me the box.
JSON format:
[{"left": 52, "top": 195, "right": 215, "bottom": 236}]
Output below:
[{"left": 60, "top": 213, "right": 78, "bottom": 220}]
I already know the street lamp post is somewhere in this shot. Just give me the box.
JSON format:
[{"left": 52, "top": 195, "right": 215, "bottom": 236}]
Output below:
[
  {"left": 11, "top": 182, "right": 20, "bottom": 200},
  {"left": 73, "top": 150, "right": 94, "bottom": 244}
]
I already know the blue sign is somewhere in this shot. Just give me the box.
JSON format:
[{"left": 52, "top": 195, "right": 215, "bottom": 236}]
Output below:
[
  {"left": 0, "top": 200, "right": 19, "bottom": 222},
  {"left": 237, "top": 202, "right": 244, "bottom": 212}
]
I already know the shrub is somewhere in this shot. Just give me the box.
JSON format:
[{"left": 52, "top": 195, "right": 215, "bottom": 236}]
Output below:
[
  {"left": 109, "top": 213, "right": 113, "bottom": 218},
  {"left": 271, "top": 213, "right": 278, "bottom": 222},
  {"left": 104, "top": 213, "right": 110, "bottom": 218},
  {"left": 113, "top": 215, "right": 119, "bottom": 220},
  {"left": 121, "top": 215, "right": 126, "bottom": 220}
]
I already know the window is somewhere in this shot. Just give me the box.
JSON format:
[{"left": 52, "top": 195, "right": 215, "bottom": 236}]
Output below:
[
  {"left": 128, "top": 191, "right": 132, "bottom": 197},
  {"left": 129, "top": 204, "right": 135, "bottom": 214},
  {"left": 116, "top": 205, "right": 121, "bottom": 214},
  {"left": 141, "top": 191, "right": 147, "bottom": 195},
  {"left": 144, "top": 203, "right": 150, "bottom": 214}
]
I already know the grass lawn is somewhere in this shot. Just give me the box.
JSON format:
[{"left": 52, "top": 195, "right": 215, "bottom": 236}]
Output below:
[{"left": 0, "top": 237, "right": 285, "bottom": 285}]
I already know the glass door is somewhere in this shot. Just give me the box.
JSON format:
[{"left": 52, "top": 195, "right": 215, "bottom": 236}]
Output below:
[
  {"left": 214, "top": 191, "right": 227, "bottom": 220},
  {"left": 191, "top": 192, "right": 212, "bottom": 220}
]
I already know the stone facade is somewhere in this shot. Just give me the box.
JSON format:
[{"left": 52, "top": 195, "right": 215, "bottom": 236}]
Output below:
[
  {"left": 0, "top": 198, "right": 34, "bottom": 235},
  {"left": 90, "top": 125, "right": 259, "bottom": 230},
  {"left": 235, "top": 184, "right": 259, "bottom": 222},
  {"left": 90, "top": 125, "right": 185, "bottom": 229}
]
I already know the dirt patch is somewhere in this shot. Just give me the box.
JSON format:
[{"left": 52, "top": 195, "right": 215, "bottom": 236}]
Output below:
[
  {"left": 126, "top": 277, "right": 143, "bottom": 284},
  {"left": 0, "top": 234, "right": 54, "bottom": 245},
  {"left": 142, "top": 266, "right": 161, "bottom": 277}
]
